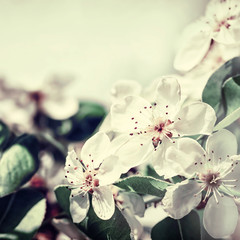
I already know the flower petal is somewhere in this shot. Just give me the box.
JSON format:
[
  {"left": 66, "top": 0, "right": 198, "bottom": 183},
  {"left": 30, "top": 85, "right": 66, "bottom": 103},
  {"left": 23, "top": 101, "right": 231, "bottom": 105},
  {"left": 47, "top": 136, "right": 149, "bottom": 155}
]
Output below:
[
  {"left": 111, "top": 80, "right": 142, "bottom": 103},
  {"left": 81, "top": 132, "right": 111, "bottom": 168},
  {"left": 41, "top": 97, "right": 79, "bottom": 120},
  {"left": 173, "top": 102, "right": 216, "bottom": 136},
  {"left": 162, "top": 180, "right": 201, "bottom": 219},
  {"left": 174, "top": 20, "right": 212, "bottom": 72},
  {"left": 153, "top": 77, "right": 181, "bottom": 115},
  {"left": 64, "top": 150, "right": 83, "bottom": 185},
  {"left": 98, "top": 155, "right": 122, "bottom": 185},
  {"left": 119, "top": 192, "right": 145, "bottom": 217},
  {"left": 70, "top": 191, "right": 89, "bottom": 223},
  {"left": 165, "top": 138, "right": 206, "bottom": 177},
  {"left": 92, "top": 186, "right": 115, "bottom": 220},
  {"left": 112, "top": 134, "right": 153, "bottom": 173},
  {"left": 206, "top": 129, "right": 238, "bottom": 162},
  {"left": 203, "top": 196, "right": 238, "bottom": 238},
  {"left": 110, "top": 95, "right": 152, "bottom": 133},
  {"left": 122, "top": 208, "right": 143, "bottom": 240}
]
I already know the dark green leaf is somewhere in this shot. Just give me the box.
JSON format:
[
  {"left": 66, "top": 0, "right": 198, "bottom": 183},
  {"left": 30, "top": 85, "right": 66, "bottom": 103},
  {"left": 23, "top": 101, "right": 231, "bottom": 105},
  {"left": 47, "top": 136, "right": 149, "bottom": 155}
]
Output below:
[
  {"left": 151, "top": 211, "right": 201, "bottom": 240},
  {"left": 54, "top": 185, "right": 71, "bottom": 215},
  {"left": 0, "top": 135, "right": 39, "bottom": 197},
  {"left": 213, "top": 76, "right": 240, "bottom": 130},
  {"left": 79, "top": 205, "right": 131, "bottom": 240},
  {"left": 202, "top": 57, "right": 240, "bottom": 114},
  {"left": 114, "top": 176, "right": 170, "bottom": 198},
  {"left": 0, "top": 188, "right": 46, "bottom": 239},
  {"left": 0, "top": 121, "right": 10, "bottom": 151}
]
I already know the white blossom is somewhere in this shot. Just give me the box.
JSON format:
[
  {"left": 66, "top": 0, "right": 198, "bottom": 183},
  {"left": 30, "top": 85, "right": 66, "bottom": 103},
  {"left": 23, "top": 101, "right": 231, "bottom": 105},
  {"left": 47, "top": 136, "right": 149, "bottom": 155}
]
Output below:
[
  {"left": 110, "top": 77, "right": 216, "bottom": 176},
  {"left": 162, "top": 129, "right": 240, "bottom": 238},
  {"left": 64, "top": 132, "right": 121, "bottom": 222},
  {"left": 174, "top": 0, "right": 240, "bottom": 72}
]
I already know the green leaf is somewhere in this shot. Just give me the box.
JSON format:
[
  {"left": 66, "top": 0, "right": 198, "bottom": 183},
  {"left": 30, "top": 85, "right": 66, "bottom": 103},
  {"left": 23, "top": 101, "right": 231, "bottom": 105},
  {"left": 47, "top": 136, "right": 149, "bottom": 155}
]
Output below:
[
  {"left": 114, "top": 176, "right": 170, "bottom": 198},
  {"left": 54, "top": 185, "right": 71, "bottom": 215},
  {"left": 66, "top": 101, "right": 106, "bottom": 141},
  {"left": 0, "top": 121, "right": 10, "bottom": 151},
  {"left": 213, "top": 108, "right": 240, "bottom": 131},
  {"left": 223, "top": 76, "right": 240, "bottom": 115},
  {"left": 213, "top": 76, "right": 240, "bottom": 131},
  {"left": 151, "top": 211, "right": 201, "bottom": 240},
  {"left": 0, "top": 135, "right": 39, "bottom": 197},
  {"left": 202, "top": 57, "right": 240, "bottom": 113},
  {"left": 79, "top": 205, "right": 131, "bottom": 240},
  {"left": 0, "top": 188, "right": 46, "bottom": 240},
  {"left": 55, "top": 186, "right": 131, "bottom": 240}
]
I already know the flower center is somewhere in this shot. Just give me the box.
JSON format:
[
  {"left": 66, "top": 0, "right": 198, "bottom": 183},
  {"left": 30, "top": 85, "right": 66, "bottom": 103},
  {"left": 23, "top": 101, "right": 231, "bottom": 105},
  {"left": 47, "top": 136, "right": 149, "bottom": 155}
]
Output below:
[
  {"left": 151, "top": 119, "right": 174, "bottom": 148},
  {"left": 199, "top": 172, "right": 221, "bottom": 188},
  {"left": 29, "top": 91, "right": 44, "bottom": 103}
]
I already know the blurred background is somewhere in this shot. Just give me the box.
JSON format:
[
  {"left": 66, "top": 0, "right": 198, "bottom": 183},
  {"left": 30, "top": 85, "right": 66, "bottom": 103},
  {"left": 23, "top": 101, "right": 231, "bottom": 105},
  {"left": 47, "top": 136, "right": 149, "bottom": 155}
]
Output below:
[{"left": 0, "top": 0, "right": 208, "bottom": 103}]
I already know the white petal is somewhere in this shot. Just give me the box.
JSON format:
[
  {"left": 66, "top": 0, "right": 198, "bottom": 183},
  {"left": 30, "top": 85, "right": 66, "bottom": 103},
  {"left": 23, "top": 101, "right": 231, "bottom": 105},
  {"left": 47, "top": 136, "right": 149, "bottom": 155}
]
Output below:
[
  {"left": 119, "top": 192, "right": 145, "bottom": 217},
  {"left": 110, "top": 95, "right": 152, "bottom": 133},
  {"left": 70, "top": 192, "right": 89, "bottom": 223},
  {"left": 122, "top": 208, "right": 143, "bottom": 240},
  {"left": 92, "top": 186, "right": 115, "bottom": 220},
  {"left": 111, "top": 80, "right": 142, "bottom": 103},
  {"left": 165, "top": 138, "right": 206, "bottom": 178},
  {"left": 206, "top": 129, "right": 238, "bottom": 162},
  {"left": 81, "top": 132, "right": 111, "bottom": 168},
  {"left": 97, "top": 155, "right": 122, "bottom": 185},
  {"left": 64, "top": 150, "right": 83, "bottom": 185},
  {"left": 203, "top": 196, "right": 238, "bottom": 238},
  {"left": 153, "top": 77, "right": 181, "bottom": 114},
  {"left": 41, "top": 97, "right": 79, "bottom": 120},
  {"left": 174, "top": 20, "right": 212, "bottom": 72},
  {"left": 152, "top": 140, "right": 180, "bottom": 178},
  {"left": 162, "top": 180, "right": 201, "bottom": 219},
  {"left": 173, "top": 102, "right": 216, "bottom": 136},
  {"left": 113, "top": 134, "right": 153, "bottom": 173}
]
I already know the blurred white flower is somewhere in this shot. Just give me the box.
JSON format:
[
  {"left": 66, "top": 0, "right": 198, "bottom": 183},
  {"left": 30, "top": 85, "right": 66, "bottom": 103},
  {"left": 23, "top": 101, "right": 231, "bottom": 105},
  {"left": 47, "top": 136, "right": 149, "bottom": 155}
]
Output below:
[
  {"left": 21, "top": 77, "right": 79, "bottom": 120},
  {"left": 162, "top": 129, "right": 240, "bottom": 238},
  {"left": 114, "top": 190, "right": 145, "bottom": 240},
  {"left": 64, "top": 132, "right": 121, "bottom": 223},
  {"left": 110, "top": 77, "right": 216, "bottom": 176},
  {"left": 174, "top": 0, "right": 240, "bottom": 72}
]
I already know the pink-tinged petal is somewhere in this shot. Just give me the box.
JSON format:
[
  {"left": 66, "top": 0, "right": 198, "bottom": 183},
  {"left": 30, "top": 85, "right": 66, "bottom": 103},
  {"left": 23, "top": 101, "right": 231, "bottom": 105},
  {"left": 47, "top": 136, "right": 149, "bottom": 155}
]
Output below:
[
  {"left": 162, "top": 180, "right": 201, "bottom": 219},
  {"left": 98, "top": 155, "right": 122, "bottom": 185},
  {"left": 110, "top": 96, "right": 152, "bottom": 133},
  {"left": 92, "top": 186, "right": 115, "bottom": 220},
  {"left": 64, "top": 150, "right": 83, "bottom": 185},
  {"left": 113, "top": 134, "right": 153, "bottom": 173},
  {"left": 153, "top": 77, "right": 181, "bottom": 115},
  {"left": 174, "top": 20, "right": 212, "bottom": 72},
  {"left": 41, "top": 97, "right": 79, "bottom": 120},
  {"left": 81, "top": 132, "right": 110, "bottom": 168},
  {"left": 165, "top": 138, "right": 206, "bottom": 178},
  {"left": 111, "top": 80, "right": 142, "bottom": 102},
  {"left": 70, "top": 191, "right": 89, "bottom": 223},
  {"left": 206, "top": 129, "right": 237, "bottom": 162},
  {"left": 203, "top": 196, "right": 238, "bottom": 238},
  {"left": 173, "top": 102, "right": 216, "bottom": 136}
]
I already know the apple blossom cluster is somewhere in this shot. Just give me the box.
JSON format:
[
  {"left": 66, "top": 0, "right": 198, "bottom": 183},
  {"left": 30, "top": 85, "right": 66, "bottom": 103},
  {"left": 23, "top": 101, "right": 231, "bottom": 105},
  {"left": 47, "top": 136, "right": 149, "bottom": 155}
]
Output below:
[
  {"left": 62, "top": 1, "right": 240, "bottom": 239},
  {"left": 63, "top": 75, "right": 240, "bottom": 239}
]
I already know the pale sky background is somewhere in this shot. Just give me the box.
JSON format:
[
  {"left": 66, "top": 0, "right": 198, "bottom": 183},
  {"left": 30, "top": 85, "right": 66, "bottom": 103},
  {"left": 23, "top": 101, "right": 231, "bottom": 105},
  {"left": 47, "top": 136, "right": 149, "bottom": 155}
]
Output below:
[{"left": 0, "top": 0, "right": 208, "bottom": 104}]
